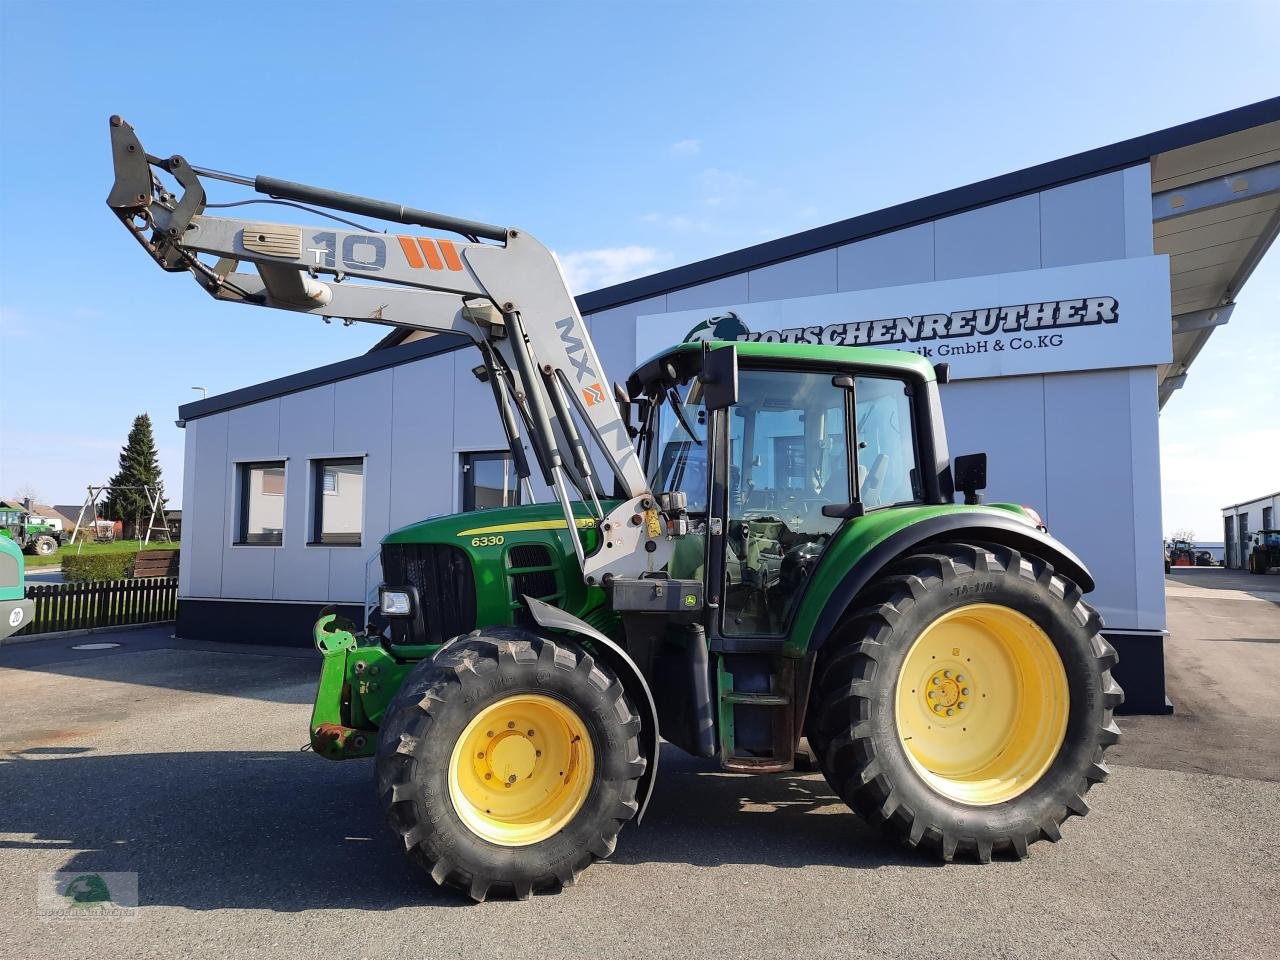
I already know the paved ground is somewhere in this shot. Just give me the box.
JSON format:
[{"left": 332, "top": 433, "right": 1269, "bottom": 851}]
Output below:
[{"left": 1, "top": 572, "right": 1277, "bottom": 960}]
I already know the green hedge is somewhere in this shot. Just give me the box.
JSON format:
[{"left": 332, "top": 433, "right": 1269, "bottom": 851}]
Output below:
[{"left": 62, "top": 553, "right": 135, "bottom": 582}]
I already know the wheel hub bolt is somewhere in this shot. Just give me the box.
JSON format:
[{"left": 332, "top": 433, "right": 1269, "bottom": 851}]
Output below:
[{"left": 946, "top": 708, "right": 954, "bottom": 716}]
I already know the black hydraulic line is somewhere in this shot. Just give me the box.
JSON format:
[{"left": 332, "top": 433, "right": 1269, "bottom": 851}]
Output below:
[
  {"left": 479, "top": 343, "right": 532, "bottom": 484},
  {"left": 254, "top": 175, "right": 509, "bottom": 242},
  {"left": 505, "top": 312, "right": 562, "bottom": 486}
]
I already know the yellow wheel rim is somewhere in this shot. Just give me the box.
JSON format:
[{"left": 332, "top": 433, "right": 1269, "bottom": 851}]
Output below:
[
  {"left": 448, "top": 693, "right": 594, "bottom": 846},
  {"left": 894, "top": 603, "right": 1069, "bottom": 806}
]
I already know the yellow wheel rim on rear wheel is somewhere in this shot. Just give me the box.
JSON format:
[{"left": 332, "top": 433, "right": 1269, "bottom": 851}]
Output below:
[
  {"left": 448, "top": 694, "right": 594, "bottom": 846},
  {"left": 894, "top": 603, "right": 1069, "bottom": 806}
]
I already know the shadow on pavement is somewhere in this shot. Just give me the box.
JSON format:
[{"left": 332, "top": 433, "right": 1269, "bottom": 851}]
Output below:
[
  {"left": 0, "top": 745, "right": 933, "bottom": 911},
  {"left": 0, "top": 630, "right": 320, "bottom": 706}
]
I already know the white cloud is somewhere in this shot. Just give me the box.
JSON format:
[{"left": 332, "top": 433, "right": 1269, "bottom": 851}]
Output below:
[
  {"left": 639, "top": 211, "right": 712, "bottom": 233},
  {"left": 558, "top": 246, "right": 670, "bottom": 293},
  {"left": 700, "top": 167, "right": 754, "bottom": 208},
  {"left": 670, "top": 138, "right": 701, "bottom": 157}
]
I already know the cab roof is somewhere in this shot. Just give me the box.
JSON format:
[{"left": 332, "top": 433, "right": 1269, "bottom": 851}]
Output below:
[{"left": 628, "top": 340, "right": 936, "bottom": 396}]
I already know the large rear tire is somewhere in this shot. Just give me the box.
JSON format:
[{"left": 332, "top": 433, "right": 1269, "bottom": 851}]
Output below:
[
  {"left": 812, "top": 542, "right": 1122, "bottom": 862},
  {"left": 375, "top": 627, "right": 646, "bottom": 901},
  {"left": 33, "top": 536, "right": 58, "bottom": 556}
]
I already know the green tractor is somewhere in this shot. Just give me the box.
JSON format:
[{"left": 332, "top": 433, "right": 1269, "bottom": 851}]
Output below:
[
  {"left": 0, "top": 502, "right": 65, "bottom": 557},
  {"left": 109, "top": 118, "right": 1122, "bottom": 902}
]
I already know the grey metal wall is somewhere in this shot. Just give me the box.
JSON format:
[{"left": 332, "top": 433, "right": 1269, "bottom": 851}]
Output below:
[
  {"left": 180, "top": 164, "right": 1165, "bottom": 632},
  {"left": 179, "top": 347, "right": 536, "bottom": 606}
]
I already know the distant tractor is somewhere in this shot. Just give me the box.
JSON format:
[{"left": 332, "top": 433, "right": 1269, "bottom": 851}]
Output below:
[
  {"left": 1167, "top": 539, "right": 1196, "bottom": 568},
  {"left": 0, "top": 502, "right": 66, "bottom": 557},
  {"left": 1247, "top": 531, "right": 1280, "bottom": 575}
]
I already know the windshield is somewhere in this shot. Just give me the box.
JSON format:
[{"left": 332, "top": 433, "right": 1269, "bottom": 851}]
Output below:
[{"left": 647, "top": 380, "right": 709, "bottom": 513}]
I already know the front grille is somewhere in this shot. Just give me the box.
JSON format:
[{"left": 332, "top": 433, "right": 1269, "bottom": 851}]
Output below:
[
  {"left": 505, "top": 542, "right": 561, "bottom": 624},
  {"left": 508, "top": 544, "right": 551, "bottom": 568},
  {"left": 512, "top": 568, "right": 558, "bottom": 600},
  {"left": 381, "top": 542, "right": 476, "bottom": 645}
]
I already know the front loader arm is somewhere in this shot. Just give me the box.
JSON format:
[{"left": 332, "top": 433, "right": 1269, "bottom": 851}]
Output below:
[{"left": 106, "top": 116, "right": 668, "bottom": 583}]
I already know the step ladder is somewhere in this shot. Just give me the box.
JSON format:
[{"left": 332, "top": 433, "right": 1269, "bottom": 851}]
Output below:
[{"left": 717, "top": 655, "right": 800, "bottom": 774}]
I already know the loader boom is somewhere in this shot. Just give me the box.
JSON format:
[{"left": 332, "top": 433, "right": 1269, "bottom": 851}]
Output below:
[{"left": 106, "top": 116, "right": 669, "bottom": 582}]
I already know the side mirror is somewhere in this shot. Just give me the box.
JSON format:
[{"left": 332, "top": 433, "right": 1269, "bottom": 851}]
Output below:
[
  {"left": 700, "top": 342, "right": 738, "bottom": 411},
  {"left": 954, "top": 453, "right": 987, "bottom": 505}
]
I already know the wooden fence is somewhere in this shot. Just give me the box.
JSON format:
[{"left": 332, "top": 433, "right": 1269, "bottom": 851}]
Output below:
[{"left": 22, "top": 577, "right": 178, "bottom": 635}]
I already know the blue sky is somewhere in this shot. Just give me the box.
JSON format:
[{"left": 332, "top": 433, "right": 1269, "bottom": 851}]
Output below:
[{"left": 1, "top": 0, "right": 1276, "bottom": 540}]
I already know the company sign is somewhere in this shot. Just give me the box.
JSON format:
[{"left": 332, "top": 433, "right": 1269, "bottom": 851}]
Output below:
[{"left": 637, "top": 255, "right": 1171, "bottom": 380}]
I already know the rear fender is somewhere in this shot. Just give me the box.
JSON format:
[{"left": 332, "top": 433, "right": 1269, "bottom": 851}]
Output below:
[{"left": 803, "top": 511, "right": 1095, "bottom": 656}]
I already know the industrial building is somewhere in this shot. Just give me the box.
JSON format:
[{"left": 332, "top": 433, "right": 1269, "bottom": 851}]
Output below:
[
  {"left": 174, "top": 98, "right": 1280, "bottom": 713},
  {"left": 1223, "top": 492, "right": 1280, "bottom": 570}
]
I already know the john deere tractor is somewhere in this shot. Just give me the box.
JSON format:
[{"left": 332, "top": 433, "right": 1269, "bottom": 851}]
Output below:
[
  {"left": 0, "top": 502, "right": 64, "bottom": 557},
  {"left": 109, "top": 117, "right": 1122, "bottom": 901}
]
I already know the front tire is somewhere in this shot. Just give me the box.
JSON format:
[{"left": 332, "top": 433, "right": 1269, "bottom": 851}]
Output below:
[
  {"left": 375, "top": 628, "right": 646, "bottom": 901},
  {"left": 812, "top": 543, "right": 1122, "bottom": 862},
  {"left": 33, "top": 536, "right": 57, "bottom": 556}
]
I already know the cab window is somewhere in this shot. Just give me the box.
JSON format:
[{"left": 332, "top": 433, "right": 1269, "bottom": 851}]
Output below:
[
  {"left": 647, "top": 379, "right": 709, "bottom": 514},
  {"left": 723, "top": 368, "right": 850, "bottom": 635},
  {"left": 854, "top": 375, "right": 921, "bottom": 508}
]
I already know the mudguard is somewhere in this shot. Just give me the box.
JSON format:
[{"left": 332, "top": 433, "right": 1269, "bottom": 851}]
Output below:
[
  {"left": 523, "top": 596, "right": 660, "bottom": 823},
  {"left": 803, "top": 509, "right": 1096, "bottom": 656}
]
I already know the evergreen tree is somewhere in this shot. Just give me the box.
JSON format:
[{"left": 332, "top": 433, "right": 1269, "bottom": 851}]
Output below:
[{"left": 103, "top": 414, "right": 166, "bottom": 534}]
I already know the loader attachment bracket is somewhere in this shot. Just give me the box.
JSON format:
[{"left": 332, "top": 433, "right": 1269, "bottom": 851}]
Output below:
[{"left": 107, "top": 115, "right": 208, "bottom": 273}]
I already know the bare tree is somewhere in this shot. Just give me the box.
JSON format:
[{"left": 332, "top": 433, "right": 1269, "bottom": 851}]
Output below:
[
  {"left": 10, "top": 483, "right": 41, "bottom": 505},
  {"left": 1170, "top": 528, "right": 1196, "bottom": 543}
]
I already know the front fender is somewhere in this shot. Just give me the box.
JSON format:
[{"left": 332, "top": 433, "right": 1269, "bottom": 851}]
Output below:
[
  {"left": 522, "top": 596, "right": 661, "bottom": 824},
  {"left": 788, "top": 505, "right": 1095, "bottom": 658}
]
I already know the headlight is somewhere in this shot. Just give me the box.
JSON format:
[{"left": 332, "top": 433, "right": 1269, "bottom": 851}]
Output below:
[{"left": 379, "top": 587, "right": 414, "bottom": 618}]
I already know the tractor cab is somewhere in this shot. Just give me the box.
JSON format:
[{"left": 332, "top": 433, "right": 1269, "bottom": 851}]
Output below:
[{"left": 627, "top": 341, "right": 951, "bottom": 638}]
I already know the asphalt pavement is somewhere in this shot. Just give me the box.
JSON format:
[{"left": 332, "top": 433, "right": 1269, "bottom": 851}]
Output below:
[{"left": 1, "top": 572, "right": 1277, "bottom": 960}]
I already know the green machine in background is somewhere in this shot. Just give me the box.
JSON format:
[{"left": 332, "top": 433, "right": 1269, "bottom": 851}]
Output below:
[
  {"left": 109, "top": 118, "right": 1122, "bottom": 903},
  {"left": 0, "top": 502, "right": 65, "bottom": 557},
  {"left": 0, "top": 536, "right": 33, "bottom": 642}
]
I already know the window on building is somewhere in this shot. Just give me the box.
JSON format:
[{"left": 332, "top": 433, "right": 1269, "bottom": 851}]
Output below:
[
  {"left": 462, "top": 451, "right": 521, "bottom": 511},
  {"left": 311, "top": 458, "right": 364, "bottom": 546},
  {"left": 1264, "top": 506, "right": 1274, "bottom": 530},
  {"left": 236, "top": 461, "right": 286, "bottom": 545},
  {"left": 308, "top": 460, "right": 366, "bottom": 547}
]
